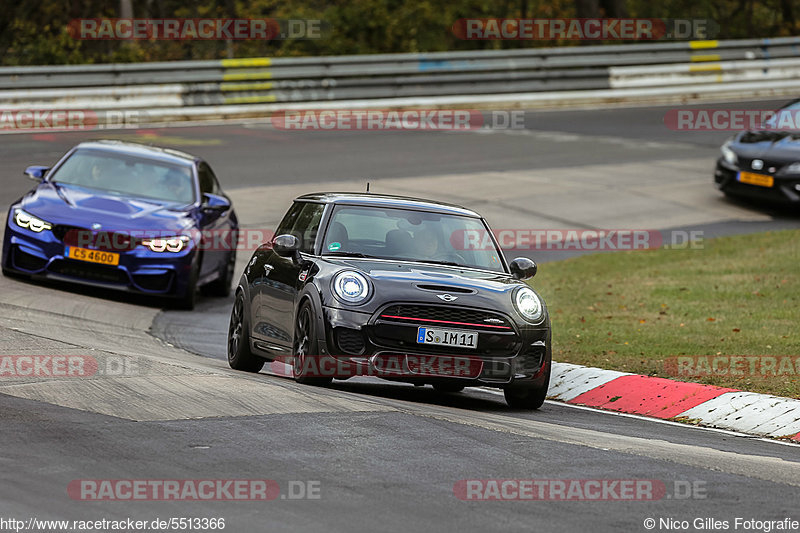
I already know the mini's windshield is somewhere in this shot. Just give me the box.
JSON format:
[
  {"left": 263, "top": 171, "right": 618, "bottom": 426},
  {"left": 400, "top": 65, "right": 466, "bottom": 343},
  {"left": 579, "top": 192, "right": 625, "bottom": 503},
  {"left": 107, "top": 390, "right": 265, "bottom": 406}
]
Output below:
[
  {"left": 321, "top": 204, "right": 505, "bottom": 273},
  {"left": 49, "top": 149, "right": 196, "bottom": 204}
]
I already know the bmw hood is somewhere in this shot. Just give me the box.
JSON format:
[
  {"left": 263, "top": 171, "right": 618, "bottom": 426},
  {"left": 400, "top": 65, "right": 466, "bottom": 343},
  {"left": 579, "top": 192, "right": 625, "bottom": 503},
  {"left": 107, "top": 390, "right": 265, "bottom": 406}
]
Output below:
[{"left": 17, "top": 182, "right": 194, "bottom": 232}]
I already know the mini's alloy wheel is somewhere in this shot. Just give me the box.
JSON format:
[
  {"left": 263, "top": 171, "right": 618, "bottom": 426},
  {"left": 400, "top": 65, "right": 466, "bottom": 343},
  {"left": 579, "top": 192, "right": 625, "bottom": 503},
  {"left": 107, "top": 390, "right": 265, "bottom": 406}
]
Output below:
[{"left": 292, "top": 301, "right": 332, "bottom": 386}]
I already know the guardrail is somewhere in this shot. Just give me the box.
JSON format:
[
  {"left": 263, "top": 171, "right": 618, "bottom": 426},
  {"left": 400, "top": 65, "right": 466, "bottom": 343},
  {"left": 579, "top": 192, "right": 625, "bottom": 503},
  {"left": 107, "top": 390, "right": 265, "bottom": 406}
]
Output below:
[{"left": 0, "top": 36, "right": 799, "bottom": 123}]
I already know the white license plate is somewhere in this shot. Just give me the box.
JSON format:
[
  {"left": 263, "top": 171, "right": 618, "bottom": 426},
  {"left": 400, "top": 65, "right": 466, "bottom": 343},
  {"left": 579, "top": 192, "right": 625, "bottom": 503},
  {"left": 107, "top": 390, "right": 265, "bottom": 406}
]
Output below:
[{"left": 416, "top": 327, "right": 477, "bottom": 349}]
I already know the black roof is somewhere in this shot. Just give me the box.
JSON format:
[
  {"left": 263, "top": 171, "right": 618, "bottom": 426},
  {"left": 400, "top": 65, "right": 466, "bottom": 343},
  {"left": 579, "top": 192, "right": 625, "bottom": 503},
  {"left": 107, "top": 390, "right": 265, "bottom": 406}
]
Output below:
[{"left": 296, "top": 192, "right": 481, "bottom": 218}]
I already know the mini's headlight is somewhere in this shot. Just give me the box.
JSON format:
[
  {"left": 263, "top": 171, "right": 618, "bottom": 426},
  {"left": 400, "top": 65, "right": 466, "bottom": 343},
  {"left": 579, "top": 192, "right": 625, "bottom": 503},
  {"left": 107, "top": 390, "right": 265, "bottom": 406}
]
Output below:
[
  {"left": 513, "top": 286, "right": 543, "bottom": 322},
  {"left": 14, "top": 209, "right": 52, "bottom": 232},
  {"left": 332, "top": 271, "right": 370, "bottom": 304},
  {"left": 141, "top": 236, "right": 190, "bottom": 253},
  {"left": 721, "top": 142, "right": 738, "bottom": 165},
  {"left": 784, "top": 162, "right": 800, "bottom": 174}
]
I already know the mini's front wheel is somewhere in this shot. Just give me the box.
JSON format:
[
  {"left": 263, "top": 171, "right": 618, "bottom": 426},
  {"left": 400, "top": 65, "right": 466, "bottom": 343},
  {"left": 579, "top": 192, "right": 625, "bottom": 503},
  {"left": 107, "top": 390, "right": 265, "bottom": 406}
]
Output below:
[
  {"left": 504, "top": 366, "right": 550, "bottom": 410},
  {"left": 503, "top": 385, "right": 547, "bottom": 409},
  {"left": 293, "top": 301, "right": 332, "bottom": 386}
]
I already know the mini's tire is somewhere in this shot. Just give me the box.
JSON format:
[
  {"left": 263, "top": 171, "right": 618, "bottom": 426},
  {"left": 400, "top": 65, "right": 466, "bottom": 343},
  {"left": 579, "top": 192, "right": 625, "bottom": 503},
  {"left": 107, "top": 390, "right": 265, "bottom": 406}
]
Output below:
[
  {"left": 292, "top": 301, "right": 332, "bottom": 386},
  {"left": 503, "top": 384, "right": 548, "bottom": 410},
  {"left": 227, "top": 289, "right": 264, "bottom": 373},
  {"left": 503, "top": 366, "right": 550, "bottom": 410}
]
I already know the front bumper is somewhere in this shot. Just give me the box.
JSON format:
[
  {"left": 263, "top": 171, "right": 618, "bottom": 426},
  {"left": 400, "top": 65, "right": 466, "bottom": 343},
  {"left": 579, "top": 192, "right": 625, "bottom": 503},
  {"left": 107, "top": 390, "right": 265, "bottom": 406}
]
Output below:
[
  {"left": 2, "top": 222, "right": 195, "bottom": 296},
  {"left": 318, "top": 303, "right": 550, "bottom": 387},
  {"left": 715, "top": 159, "right": 800, "bottom": 203}
]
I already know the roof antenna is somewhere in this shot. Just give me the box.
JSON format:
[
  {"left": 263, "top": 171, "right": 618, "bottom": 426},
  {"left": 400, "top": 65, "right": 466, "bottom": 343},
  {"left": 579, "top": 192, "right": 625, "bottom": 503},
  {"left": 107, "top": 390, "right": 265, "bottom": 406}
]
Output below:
[{"left": 366, "top": 181, "right": 370, "bottom": 193}]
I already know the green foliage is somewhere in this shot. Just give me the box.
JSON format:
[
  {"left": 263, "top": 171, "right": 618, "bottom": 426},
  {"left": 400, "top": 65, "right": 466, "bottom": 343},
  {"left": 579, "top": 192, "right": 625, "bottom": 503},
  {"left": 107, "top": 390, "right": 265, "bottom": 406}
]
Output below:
[{"left": 0, "top": 0, "right": 797, "bottom": 65}]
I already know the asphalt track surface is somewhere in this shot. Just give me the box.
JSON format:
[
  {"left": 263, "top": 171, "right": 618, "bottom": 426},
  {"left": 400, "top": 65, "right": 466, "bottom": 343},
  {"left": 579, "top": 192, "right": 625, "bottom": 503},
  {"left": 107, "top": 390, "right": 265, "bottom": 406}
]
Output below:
[{"left": 1, "top": 100, "right": 799, "bottom": 532}]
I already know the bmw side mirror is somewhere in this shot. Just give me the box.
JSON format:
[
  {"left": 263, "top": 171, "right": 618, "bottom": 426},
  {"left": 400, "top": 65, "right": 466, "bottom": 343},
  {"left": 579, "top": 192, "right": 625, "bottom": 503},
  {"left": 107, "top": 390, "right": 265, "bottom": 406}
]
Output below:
[
  {"left": 24, "top": 166, "right": 50, "bottom": 182},
  {"left": 510, "top": 257, "right": 537, "bottom": 280},
  {"left": 273, "top": 234, "right": 301, "bottom": 259},
  {"left": 202, "top": 193, "right": 231, "bottom": 213}
]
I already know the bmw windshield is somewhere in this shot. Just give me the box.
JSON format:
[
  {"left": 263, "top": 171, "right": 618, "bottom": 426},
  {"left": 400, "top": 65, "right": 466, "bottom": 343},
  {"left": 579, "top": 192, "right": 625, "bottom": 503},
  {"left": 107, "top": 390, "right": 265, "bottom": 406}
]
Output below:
[
  {"left": 49, "top": 149, "right": 196, "bottom": 204},
  {"left": 321, "top": 204, "right": 506, "bottom": 273}
]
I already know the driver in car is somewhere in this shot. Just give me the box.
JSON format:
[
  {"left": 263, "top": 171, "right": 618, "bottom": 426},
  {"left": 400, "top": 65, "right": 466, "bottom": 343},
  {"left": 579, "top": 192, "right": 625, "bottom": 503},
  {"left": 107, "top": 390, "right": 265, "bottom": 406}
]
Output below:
[
  {"left": 86, "top": 159, "right": 115, "bottom": 188},
  {"left": 414, "top": 228, "right": 440, "bottom": 258},
  {"left": 161, "top": 169, "right": 193, "bottom": 203}
]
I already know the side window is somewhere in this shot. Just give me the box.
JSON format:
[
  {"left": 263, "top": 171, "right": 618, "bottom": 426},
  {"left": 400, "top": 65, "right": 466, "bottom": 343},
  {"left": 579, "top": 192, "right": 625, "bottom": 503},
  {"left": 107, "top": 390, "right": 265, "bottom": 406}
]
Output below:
[
  {"left": 275, "top": 202, "right": 305, "bottom": 237},
  {"left": 198, "top": 162, "right": 221, "bottom": 196},
  {"left": 290, "top": 203, "right": 325, "bottom": 253}
]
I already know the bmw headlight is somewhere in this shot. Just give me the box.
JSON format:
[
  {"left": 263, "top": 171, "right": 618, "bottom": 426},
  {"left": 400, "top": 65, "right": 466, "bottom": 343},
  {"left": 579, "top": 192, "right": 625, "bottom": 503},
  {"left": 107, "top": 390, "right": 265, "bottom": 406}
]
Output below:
[
  {"left": 513, "top": 286, "right": 543, "bottom": 322},
  {"left": 784, "top": 162, "right": 800, "bottom": 174},
  {"left": 332, "top": 271, "right": 371, "bottom": 304},
  {"left": 14, "top": 209, "right": 52, "bottom": 232},
  {"left": 721, "top": 142, "right": 738, "bottom": 165},
  {"left": 141, "top": 236, "right": 190, "bottom": 253}
]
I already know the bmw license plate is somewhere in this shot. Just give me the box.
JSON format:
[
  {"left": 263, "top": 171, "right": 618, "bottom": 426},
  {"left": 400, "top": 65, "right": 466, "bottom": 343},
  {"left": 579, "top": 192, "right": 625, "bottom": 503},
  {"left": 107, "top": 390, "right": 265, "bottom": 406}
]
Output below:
[
  {"left": 66, "top": 246, "right": 120, "bottom": 266},
  {"left": 417, "top": 327, "right": 477, "bottom": 349}
]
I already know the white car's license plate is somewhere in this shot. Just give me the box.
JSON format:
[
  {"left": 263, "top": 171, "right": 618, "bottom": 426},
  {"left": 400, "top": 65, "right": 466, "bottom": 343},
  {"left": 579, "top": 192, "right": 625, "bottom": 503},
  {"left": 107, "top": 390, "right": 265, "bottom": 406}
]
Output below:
[{"left": 416, "top": 327, "right": 477, "bottom": 349}]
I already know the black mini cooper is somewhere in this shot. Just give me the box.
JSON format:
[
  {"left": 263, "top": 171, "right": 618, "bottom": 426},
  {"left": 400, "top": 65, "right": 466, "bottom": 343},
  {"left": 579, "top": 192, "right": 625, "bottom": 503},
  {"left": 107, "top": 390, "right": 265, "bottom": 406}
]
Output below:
[{"left": 227, "top": 193, "right": 550, "bottom": 409}]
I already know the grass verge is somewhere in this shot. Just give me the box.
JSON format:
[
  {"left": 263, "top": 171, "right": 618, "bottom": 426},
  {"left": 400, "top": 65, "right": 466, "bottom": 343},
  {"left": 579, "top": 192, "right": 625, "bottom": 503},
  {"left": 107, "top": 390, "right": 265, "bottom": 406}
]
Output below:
[{"left": 534, "top": 229, "right": 799, "bottom": 398}]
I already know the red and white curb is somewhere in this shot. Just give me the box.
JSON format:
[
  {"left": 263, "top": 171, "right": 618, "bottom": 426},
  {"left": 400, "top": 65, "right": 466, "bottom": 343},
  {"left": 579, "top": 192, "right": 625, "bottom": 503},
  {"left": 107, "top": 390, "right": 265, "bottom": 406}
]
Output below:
[{"left": 548, "top": 362, "right": 800, "bottom": 442}]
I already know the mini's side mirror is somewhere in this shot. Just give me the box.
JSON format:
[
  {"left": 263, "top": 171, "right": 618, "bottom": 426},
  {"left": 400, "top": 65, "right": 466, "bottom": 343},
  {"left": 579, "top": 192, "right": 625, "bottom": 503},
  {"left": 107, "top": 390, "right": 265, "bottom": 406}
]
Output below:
[
  {"left": 24, "top": 166, "right": 50, "bottom": 182},
  {"left": 510, "top": 257, "right": 537, "bottom": 280},
  {"left": 201, "top": 193, "right": 231, "bottom": 213},
  {"left": 273, "top": 234, "right": 301, "bottom": 258}
]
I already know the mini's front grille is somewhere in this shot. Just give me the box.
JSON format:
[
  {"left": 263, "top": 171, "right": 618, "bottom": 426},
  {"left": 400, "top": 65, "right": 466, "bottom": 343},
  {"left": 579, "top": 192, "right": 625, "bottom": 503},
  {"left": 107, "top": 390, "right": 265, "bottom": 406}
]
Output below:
[
  {"left": 379, "top": 304, "right": 512, "bottom": 330},
  {"left": 335, "top": 328, "right": 366, "bottom": 355},
  {"left": 49, "top": 259, "right": 128, "bottom": 284},
  {"left": 13, "top": 247, "right": 47, "bottom": 271}
]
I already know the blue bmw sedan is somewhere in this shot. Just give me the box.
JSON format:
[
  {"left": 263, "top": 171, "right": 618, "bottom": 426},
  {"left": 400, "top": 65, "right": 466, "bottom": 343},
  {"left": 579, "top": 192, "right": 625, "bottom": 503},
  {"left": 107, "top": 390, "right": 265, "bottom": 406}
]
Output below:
[{"left": 2, "top": 140, "right": 237, "bottom": 309}]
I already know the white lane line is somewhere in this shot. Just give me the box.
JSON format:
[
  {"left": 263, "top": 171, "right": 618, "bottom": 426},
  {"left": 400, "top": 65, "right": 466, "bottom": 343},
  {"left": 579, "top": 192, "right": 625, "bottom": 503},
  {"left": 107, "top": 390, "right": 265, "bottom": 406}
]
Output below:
[{"left": 474, "top": 387, "right": 800, "bottom": 448}]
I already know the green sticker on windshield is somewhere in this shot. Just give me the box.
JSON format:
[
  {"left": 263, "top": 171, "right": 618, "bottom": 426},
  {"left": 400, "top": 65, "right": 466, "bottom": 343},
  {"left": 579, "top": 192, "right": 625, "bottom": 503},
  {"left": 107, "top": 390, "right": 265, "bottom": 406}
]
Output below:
[{"left": 328, "top": 242, "right": 341, "bottom": 251}]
